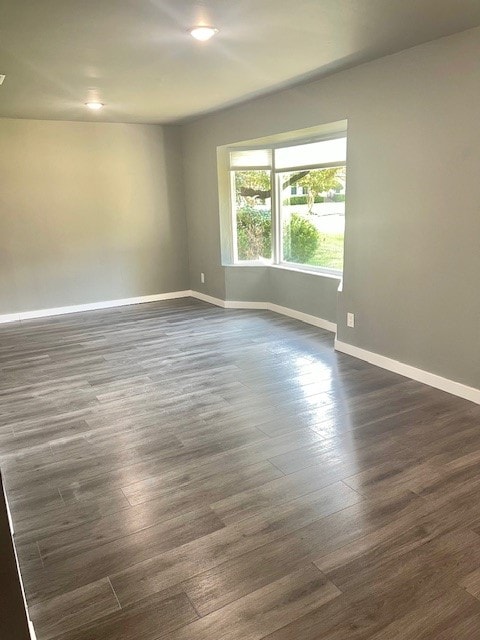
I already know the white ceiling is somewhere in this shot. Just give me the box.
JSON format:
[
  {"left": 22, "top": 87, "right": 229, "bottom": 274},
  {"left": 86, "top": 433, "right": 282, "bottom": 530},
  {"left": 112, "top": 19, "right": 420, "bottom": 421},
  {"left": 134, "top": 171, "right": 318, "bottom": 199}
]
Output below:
[{"left": 1, "top": 0, "right": 480, "bottom": 124}]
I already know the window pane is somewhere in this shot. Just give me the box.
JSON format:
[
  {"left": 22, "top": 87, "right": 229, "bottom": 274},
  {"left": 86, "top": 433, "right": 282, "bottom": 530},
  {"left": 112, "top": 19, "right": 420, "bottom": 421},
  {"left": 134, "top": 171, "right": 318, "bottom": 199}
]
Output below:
[
  {"left": 280, "top": 167, "right": 346, "bottom": 270},
  {"left": 233, "top": 170, "right": 272, "bottom": 262},
  {"left": 230, "top": 149, "right": 272, "bottom": 169},
  {"left": 275, "top": 137, "right": 346, "bottom": 170}
]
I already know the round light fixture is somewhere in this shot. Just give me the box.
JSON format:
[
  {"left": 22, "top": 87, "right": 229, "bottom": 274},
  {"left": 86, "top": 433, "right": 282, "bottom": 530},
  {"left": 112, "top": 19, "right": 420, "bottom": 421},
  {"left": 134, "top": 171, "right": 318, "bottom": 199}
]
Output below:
[
  {"left": 85, "top": 101, "right": 104, "bottom": 110},
  {"left": 189, "top": 26, "right": 218, "bottom": 41}
]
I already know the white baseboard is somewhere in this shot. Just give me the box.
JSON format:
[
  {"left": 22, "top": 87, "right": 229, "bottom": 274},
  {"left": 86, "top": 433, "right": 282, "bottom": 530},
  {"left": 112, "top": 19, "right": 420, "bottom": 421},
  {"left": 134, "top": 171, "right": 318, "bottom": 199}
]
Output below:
[
  {"left": 0, "top": 291, "right": 192, "bottom": 324},
  {"left": 226, "top": 300, "right": 270, "bottom": 311},
  {"left": 188, "top": 291, "right": 228, "bottom": 308},
  {"left": 0, "top": 290, "right": 336, "bottom": 334},
  {"left": 335, "top": 339, "right": 480, "bottom": 405},
  {"left": 0, "top": 312, "right": 22, "bottom": 324},
  {"left": 190, "top": 291, "right": 336, "bottom": 333},
  {"left": 268, "top": 303, "right": 337, "bottom": 332},
  {"left": 29, "top": 621, "right": 37, "bottom": 640}
]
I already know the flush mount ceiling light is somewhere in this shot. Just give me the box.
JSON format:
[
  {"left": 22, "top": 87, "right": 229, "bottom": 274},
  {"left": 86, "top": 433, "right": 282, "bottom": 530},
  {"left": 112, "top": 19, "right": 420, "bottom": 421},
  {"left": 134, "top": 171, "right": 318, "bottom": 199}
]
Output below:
[
  {"left": 85, "top": 101, "right": 104, "bottom": 110},
  {"left": 189, "top": 26, "right": 218, "bottom": 41}
]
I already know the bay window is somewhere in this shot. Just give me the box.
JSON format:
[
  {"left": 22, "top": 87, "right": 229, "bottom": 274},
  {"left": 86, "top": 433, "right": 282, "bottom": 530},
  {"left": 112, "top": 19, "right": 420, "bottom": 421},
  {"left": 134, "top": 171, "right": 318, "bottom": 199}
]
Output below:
[{"left": 229, "top": 133, "right": 347, "bottom": 274}]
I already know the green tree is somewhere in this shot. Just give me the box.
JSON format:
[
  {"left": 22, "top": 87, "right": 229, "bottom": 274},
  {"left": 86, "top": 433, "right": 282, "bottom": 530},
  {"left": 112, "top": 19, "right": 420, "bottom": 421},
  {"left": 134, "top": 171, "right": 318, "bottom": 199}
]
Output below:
[
  {"left": 236, "top": 168, "right": 344, "bottom": 212},
  {"left": 296, "top": 168, "right": 344, "bottom": 213},
  {"left": 235, "top": 171, "right": 271, "bottom": 203}
]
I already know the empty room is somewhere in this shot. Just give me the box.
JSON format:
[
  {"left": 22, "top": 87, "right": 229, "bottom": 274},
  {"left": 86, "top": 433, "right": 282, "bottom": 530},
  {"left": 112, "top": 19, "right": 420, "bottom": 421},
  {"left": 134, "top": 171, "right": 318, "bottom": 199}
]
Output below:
[{"left": 2, "top": 1, "right": 480, "bottom": 639}]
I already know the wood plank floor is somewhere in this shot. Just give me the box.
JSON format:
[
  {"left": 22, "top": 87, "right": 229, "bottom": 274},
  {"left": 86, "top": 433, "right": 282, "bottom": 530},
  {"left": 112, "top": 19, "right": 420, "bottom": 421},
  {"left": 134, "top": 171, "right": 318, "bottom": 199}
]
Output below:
[{"left": 1, "top": 298, "right": 480, "bottom": 639}]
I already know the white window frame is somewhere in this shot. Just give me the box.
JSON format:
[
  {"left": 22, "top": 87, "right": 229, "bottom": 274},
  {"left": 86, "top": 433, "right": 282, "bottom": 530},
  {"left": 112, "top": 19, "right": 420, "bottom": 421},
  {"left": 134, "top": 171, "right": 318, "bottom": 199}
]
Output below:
[{"left": 228, "top": 131, "right": 347, "bottom": 276}]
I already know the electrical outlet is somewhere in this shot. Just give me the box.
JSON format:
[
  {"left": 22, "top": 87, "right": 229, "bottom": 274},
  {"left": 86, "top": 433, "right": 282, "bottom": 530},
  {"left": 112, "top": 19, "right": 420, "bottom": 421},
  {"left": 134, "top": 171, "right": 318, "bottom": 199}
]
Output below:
[
  {"left": 347, "top": 312, "right": 355, "bottom": 328},
  {"left": 200, "top": 272, "right": 205, "bottom": 284}
]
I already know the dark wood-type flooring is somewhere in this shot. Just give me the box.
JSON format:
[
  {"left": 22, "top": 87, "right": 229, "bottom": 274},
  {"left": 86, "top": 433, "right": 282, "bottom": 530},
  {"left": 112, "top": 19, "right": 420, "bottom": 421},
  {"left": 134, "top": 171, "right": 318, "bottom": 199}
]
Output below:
[{"left": 2, "top": 298, "right": 480, "bottom": 639}]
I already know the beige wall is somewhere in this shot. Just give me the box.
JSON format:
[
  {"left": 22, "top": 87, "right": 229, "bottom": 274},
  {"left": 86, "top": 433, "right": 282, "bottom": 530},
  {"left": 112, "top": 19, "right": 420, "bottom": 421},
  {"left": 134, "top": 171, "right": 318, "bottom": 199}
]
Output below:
[
  {"left": 0, "top": 119, "right": 189, "bottom": 314},
  {"left": 182, "top": 26, "right": 480, "bottom": 388}
]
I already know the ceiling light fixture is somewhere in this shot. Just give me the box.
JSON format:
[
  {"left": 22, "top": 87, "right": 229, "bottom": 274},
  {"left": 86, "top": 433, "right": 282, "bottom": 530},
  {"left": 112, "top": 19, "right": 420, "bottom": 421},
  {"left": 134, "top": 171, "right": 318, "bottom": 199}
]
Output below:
[
  {"left": 85, "top": 101, "right": 104, "bottom": 110},
  {"left": 189, "top": 26, "right": 218, "bottom": 41}
]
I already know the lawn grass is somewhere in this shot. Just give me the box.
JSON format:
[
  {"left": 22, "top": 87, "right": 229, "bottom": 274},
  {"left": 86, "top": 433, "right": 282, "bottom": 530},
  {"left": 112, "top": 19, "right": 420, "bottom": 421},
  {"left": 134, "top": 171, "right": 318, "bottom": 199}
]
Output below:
[{"left": 307, "top": 232, "right": 344, "bottom": 270}]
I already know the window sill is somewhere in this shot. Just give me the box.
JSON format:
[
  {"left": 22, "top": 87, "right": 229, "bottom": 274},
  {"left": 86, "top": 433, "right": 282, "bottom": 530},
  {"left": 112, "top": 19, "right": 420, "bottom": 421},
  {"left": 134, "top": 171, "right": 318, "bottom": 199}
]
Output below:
[
  {"left": 224, "top": 262, "right": 342, "bottom": 280},
  {"left": 271, "top": 263, "right": 342, "bottom": 279},
  {"left": 228, "top": 260, "right": 272, "bottom": 267}
]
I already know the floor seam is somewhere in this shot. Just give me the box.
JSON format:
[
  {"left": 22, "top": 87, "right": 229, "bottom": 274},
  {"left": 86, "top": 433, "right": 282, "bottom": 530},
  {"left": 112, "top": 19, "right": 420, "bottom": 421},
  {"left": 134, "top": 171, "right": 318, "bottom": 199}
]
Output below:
[
  {"left": 36, "top": 541, "right": 45, "bottom": 568},
  {"left": 183, "top": 589, "right": 203, "bottom": 619},
  {"left": 107, "top": 576, "right": 122, "bottom": 610}
]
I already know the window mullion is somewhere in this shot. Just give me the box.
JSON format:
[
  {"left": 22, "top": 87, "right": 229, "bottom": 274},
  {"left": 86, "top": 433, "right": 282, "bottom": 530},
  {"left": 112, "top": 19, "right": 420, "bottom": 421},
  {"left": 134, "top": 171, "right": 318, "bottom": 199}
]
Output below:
[
  {"left": 271, "top": 153, "right": 281, "bottom": 265},
  {"left": 230, "top": 172, "right": 239, "bottom": 263},
  {"left": 275, "top": 172, "right": 282, "bottom": 264}
]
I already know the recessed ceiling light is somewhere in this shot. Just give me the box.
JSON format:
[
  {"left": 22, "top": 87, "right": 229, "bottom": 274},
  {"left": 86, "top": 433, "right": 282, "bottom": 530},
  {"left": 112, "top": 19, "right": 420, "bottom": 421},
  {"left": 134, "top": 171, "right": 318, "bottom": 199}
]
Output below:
[
  {"left": 85, "top": 101, "right": 104, "bottom": 110},
  {"left": 189, "top": 26, "right": 218, "bottom": 41}
]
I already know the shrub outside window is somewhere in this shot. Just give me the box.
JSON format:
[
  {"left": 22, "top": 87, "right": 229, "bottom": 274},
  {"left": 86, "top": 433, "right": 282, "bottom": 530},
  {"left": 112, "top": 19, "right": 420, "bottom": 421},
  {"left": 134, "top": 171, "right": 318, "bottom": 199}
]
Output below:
[
  {"left": 232, "top": 170, "right": 272, "bottom": 262},
  {"left": 229, "top": 135, "right": 346, "bottom": 273}
]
